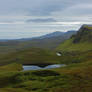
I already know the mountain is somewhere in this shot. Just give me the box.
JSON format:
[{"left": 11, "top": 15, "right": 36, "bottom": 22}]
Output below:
[
  {"left": 36, "top": 31, "right": 65, "bottom": 39},
  {"left": 19, "top": 31, "right": 65, "bottom": 41},
  {"left": 0, "top": 31, "right": 76, "bottom": 54},
  {"left": 57, "top": 25, "right": 92, "bottom": 52},
  {"left": 0, "top": 30, "right": 76, "bottom": 66},
  {"left": 18, "top": 31, "right": 76, "bottom": 49},
  {"left": 73, "top": 24, "right": 92, "bottom": 43}
]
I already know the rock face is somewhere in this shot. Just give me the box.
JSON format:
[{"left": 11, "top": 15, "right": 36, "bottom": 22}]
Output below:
[{"left": 73, "top": 25, "right": 92, "bottom": 43}]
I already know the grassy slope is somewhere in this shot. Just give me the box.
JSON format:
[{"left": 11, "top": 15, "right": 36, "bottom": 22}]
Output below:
[
  {"left": 0, "top": 51, "right": 91, "bottom": 91},
  {"left": 57, "top": 25, "right": 92, "bottom": 52},
  {"left": 57, "top": 38, "right": 92, "bottom": 52},
  {"left": 0, "top": 53, "right": 92, "bottom": 92},
  {"left": 0, "top": 63, "right": 23, "bottom": 72}
]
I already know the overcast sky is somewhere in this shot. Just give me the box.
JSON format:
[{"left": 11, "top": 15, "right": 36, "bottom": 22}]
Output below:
[{"left": 0, "top": 0, "right": 92, "bottom": 39}]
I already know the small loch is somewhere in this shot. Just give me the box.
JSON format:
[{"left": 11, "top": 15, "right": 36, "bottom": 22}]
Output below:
[{"left": 23, "top": 64, "right": 66, "bottom": 71}]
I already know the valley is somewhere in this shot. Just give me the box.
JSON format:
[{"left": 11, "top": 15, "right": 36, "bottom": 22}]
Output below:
[{"left": 0, "top": 24, "right": 92, "bottom": 92}]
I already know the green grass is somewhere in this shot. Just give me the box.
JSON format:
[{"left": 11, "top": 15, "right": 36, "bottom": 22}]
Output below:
[
  {"left": 0, "top": 51, "right": 92, "bottom": 92},
  {"left": 0, "top": 88, "right": 29, "bottom": 92},
  {"left": 57, "top": 38, "right": 92, "bottom": 52},
  {"left": 0, "top": 48, "right": 61, "bottom": 66},
  {"left": 0, "top": 63, "right": 91, "bottom": 92},
  {"left": 0, "top": 63, "right": 23, "bottom": 72}
]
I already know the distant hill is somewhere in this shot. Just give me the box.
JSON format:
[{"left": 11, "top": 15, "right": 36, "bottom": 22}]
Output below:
[
  {"left": 57, "top": 25, "right": 92, "bottom": 52},
  {"left": 0, "top": 31, "right": 76, "bottom": 54},
  {"left": 36, "top": 31, "right": 65, "bottom": 39},
  {"left": 18, "top": 31, "right": 76, "bottom": 49},
  {"left": 39, "top": 31, "right": 76, "bottom": 39},
  {"left": 19, "top": 31, "right": 75, "bottom": 40},
  {"left": 19, "top": 31, "right": 65, "bottom": 41}
]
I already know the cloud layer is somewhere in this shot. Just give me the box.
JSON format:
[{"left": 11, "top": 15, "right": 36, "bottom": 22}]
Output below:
[{"left": 0, "top": 0, "right": 92, "bottom": 39}]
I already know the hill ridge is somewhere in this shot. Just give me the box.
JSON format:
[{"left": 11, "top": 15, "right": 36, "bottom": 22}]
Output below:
[
  {"left": 72, "top": 25, "right": 92, "bottom": 43},
  {"left": 57, "top": 25, "right": 92, "bottom": 52}
]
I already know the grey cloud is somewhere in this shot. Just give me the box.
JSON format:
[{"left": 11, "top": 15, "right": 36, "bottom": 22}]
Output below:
[
  {"left": 0, "top": 0, "right": 77, "bottom": 16},
  {"left": 62, "top": 4, "right": 92, "bottom": 16},
  {"left": 0, "top": 0, "right": 92, "bottom": 17},
  {"left": 0, "top": 0, "right": 92, "bottom": 39},
  {"left": 26, "top": 18, "right": 57, "bottom": 23}
]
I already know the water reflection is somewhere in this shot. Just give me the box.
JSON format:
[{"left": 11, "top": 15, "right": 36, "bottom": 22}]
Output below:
[{"left": 23, "top": 64, "right": 66, "bottom": 71}]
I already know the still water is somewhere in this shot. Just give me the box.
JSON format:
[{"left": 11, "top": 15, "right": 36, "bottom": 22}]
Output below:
[{"left": 23, "top": 64, "right": 66, "bottom": 71}]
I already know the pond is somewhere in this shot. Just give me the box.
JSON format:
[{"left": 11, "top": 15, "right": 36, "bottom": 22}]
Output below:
[{"left": 23, "top": 64, "right": 66, "bottom": 71}]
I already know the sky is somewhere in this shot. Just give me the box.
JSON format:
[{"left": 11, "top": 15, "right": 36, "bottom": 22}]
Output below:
[{"left": 0, "top": 0, "right": 92, "bottom": 39}]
